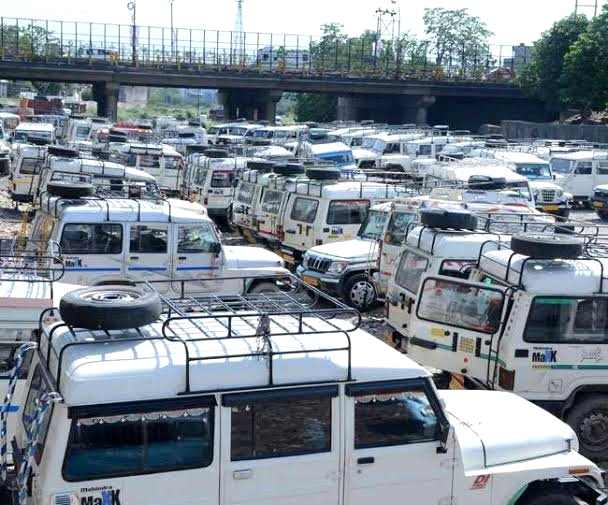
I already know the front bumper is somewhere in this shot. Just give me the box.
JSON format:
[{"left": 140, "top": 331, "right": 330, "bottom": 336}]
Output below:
[
  {"left": 295, "top": 265, "right": 342, "bottom": 295},
  {"left": 535, "top": 202, "right": 569, "bottom": 215},
  {"left": 592, "top": 196, "right": 608, "bottom": 212}
]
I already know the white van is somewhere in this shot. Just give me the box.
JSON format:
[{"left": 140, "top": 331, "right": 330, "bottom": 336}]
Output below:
[
  {"left": 2, "top": 280, "right": 604, "bottom": 505},
  {"left": 297, "top": 141, "right": 357, "bottom": 172},
  {"left": 12, "top": 122, "right": 55, "bottom": 146},
  {"left": 551, "top": 150, "right": 608, "bottom": 206},
  {"left": 30, "top": 195, "right": 286, "bottom": 288},
  {"left": 65, "top": 117, "right": 92, "bottom": 144},
  {"left": 9, "top": 144, "right": 47, "bottom": 203},
  {"left": 407, "top": 231, "right": 608, "bottom": 460},
  {"left": 0, "top": 112, "right": 20, "bottom": 134}
]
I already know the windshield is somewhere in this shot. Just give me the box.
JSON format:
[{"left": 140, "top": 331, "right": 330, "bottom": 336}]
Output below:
[
  {"left": 75, "top": 126, "right": 91, "bottom": 139},
  {"left": 385, "top": 211, "right": 417, "bottom": 246},
  {"left": 164, "top": 156, "right": 181, "bottom": 170},
  {"left": 210, "top": 170, "right": 235, "bottom": 188},
  {"left": 515, "top": 163, "right": 552, "bottom": 179},
  {"left": 550, "top": 158, "right": 574, "bottom": 174},
  {"left": 20, "top": 157, "right": 43, "bottom": 175},
  {"left": 361, "top": 137, "right": 377, "bottom": 150},
  {"left": 372, "top": 139, "right": 386, "bottom": 154},
  {"left": 318, "top": 151, "right": 354, "bottom": 166},
  {"left": 253, "top": 130, "right": 273, "bottom": 139},
  {"left": 358, "top": 210, "right": 389, "bottom": 240}
]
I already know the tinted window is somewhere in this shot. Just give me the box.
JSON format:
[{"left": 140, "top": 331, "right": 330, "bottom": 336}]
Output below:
[
  {"left": 61, "top": 224, "right": 122, "bottom": 254},
  {"left": 327, "top": 200, "right": 369, "bottom": 225},
  {"left": 230, "top": 396, "right": 331, "bottom": 460},
  {"left": 19, "top": 158, "right": 43, "bottom": 175},
  {"left": 395, "top": 250, "right": 428, "bottom": 294},
  {"left": 0, "top": 343, "right": 32, "bottom": 377},
  {"left": 386, "top": 211, "right": 416, "bottom": 246},
  {"left": 598, "top": 161, "right": 608, "bottom": 175},
  {"left": 290, "top": 197, "right": 319, "bottom": 223},
  {"left": 575, "top": 162, "right": 592, "bottom": 175},
  {"left": 261, "top": 190, "right": 283, "bottom": 214},
  {"left": 525, "top": 297, "right": 608, "bottom": 344},
  {"left": 353, "top": 386, "right": 438, "bottom": 448},
  {"left": 130, "top": 225, "right": 168, "bottom": 253},
  {"left": 23, "top": 365, "right": 53, "bottom": 463},
  {"left": 177, "top": 224, "right": 219, "bottom": 254},
  {"left": 63, "top": 406, "right": 213, "bottom": 481},
  {"left": 237, "top": 182, "right": 255, "bottom": 205},
  {"left": 210, "top": 171, "right": 235, "bottom": 188},
  {"left": 417, "top": 278, "right": 504, "bottom": 334}
]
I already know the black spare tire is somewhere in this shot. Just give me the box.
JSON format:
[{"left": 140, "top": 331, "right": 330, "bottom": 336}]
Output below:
[
  {"left": 46, "top": 180, "right": 95, "bottom": 198},
  {"left": 468, "top": 175, "right": 507, "bottom": 191},
  {"left": 60, "top": 286, "right": 162, "bottom": 330},
  {"left": 420, "top": 208, "right": 478, "bottom": 231},
  {"left": 186, "top": 144, "right": 209, "bottom": 154},
  {"left": 273, "top": 162, "right": 304, "bottom": 176},
  {"left": 47, "top": 146, "right": 79, "bottom": 158},
  {"left": 305, "top": 167, "right": 341, "bottom": 180},
  {"left": 205, "top": 148, "right": 230, "bottom": 159},
  {"left": 247, "top": 160, "right": 275, "bottom": 172},
  {"left": 511, "top": 234, "right": 583, "bottom": 259}
]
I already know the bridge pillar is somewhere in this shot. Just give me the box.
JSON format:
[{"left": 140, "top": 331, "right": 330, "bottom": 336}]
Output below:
[
  {"left": 92, "top": 82, "right": 119, "bottom": 121},
  {"left": 336, "top": 94, "right": 436, "bottom": 125},
  {"left": 218, "top": 89, "right": 282, "bottom": 122}
]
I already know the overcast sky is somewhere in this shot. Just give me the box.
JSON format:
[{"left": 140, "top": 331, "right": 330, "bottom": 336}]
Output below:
[{"left": 1, "top": 0, "right": 601, "bottom": 45}]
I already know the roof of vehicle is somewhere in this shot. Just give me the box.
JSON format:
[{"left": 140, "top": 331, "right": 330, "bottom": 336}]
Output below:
[
  {"left": 47, "top": 158, "right": 156, "bottom": 182},
  {"left": 15, "top": 144, "right": 46, "bottom": 158},
  {"left": 286, "top": 180, "right": 407, "bottom": 199},
  {"left": 550, "top": 150, "right": 608, "bottom": 161},
  {"left": 406, "top": 226, "right": 507, "bottom": 258},
  {"left": 43, "top": 197, "right": 209, "bottom": 223},
  {"left": 42, "top": 317, "right": 430, "bottom": 406},
  {"left": 0, "top": 112, "right": 20, "bottom": 119},
  {"left": 370, "top": 200, "right": 420, "bottom": 213},
  {"left": 480, "top": 248, "right": 606, "bottom": 295},
  {"left": 431, "top": 160, "right": 530, "bottom": 184},
  {"left": 308, "top": 142, "right": 351, "bottom": 155},
  {"left": 491, "top": 151, "right": 548, "bottom": 164},
  {"left": 15, "top": 122, "right": 55, "bottom": 132}
]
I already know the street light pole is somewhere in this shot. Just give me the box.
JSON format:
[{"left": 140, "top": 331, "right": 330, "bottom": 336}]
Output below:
[
  {"left": 128, "top": 0, "right": 137, "bottom": 65},
  {"left": 170, "top": 0, "right": 175, "bottom": 60}
]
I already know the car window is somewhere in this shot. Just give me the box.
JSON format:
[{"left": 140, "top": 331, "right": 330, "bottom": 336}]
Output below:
[
  {"left": 574, "top": 162, "right": 592, "bottom": 175},
  {"left": 230, "top": 395, "right": 331, "bottom": 460},
  {"left": 237, "top": 182, "right": 255, "bottom": 205},
  {"left": 61, "top": 224, "right": 122, "bottom": 255},
  {"left": 417, "top": 278, "right": 504, "bottom": 334},
  {"left": 439, "top": 260, "right": 476, "bottom": 280},
  {"left": 327, "top": 200, "right": 369, "bottom": 225},
  {"left": 63, "top": 405, "right": 214, "bottom": 481},
  {"left": 210, "top": 171, "right": 234, "bottom": 188},
  {"left": 386, "top": 211, "right": 416, "bottom": 246},
  {"left": 290, "top": 197, "right": 318, "bottom": 224},
  {"left": 525, "top": 297, "right": 608, "bottom": 344},
  {"left": 19, "top": 157, "right": 43, "bottom": 175},
  {"left": 352, "top": 385, "right": 438, "bottom": 448},
  {"left": 177, "top": 223, "right": 219, "bottom": 254},
  {"left": 598, "top": 161, "right": 608, "bottom": 175},
  {"left": 358, "top": 210, "right": 389, "bottom": 240},
  {"left": 395, "top": 250, "right": 429, "bottom": 294},
  {"left": 261, "top": 190, "right": 283, "bottom": 214},
  {"left": 130, "top": 225, "right": 168, "bottom": 254},
  {"left": 23, "top": 365, "right": 53, "bottom": 463}
]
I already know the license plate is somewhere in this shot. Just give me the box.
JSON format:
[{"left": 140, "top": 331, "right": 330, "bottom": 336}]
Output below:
[
  {"left": 542, "top": 205, "right": 560, "bottom": 212},
  {"left": 593, "top": 201, "right": 604, "bottom": 209},
  {"left": 303, "top": 276, "right": 319, "bottom": 287},
  {"left": 280, "top": 253, "right": 295, "bottom": 264}
]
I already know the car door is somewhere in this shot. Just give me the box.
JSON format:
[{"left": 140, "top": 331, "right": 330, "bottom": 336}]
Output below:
[
  {"left": 221, "top": 387, "right": 341, "bottom": 505},
  {"left": 567, "top": 161, "right": 593, "bottom": 200},
  {"left": 282, "top": 196, "right": 320, "bottom": 254},
  {"left": 344, "top": 379, "right": 453, "bottom": 505},
  {"left": 59, "top": 222, "right": 124, "bottom": 285},
  {"left": 127, "top": 223, "right": 171, "bottom": 282}
]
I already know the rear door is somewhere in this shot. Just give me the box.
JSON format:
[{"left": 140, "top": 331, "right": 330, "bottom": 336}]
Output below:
[
  {"left": 379, "top": 210, "right": 417, "bottom": 295},
  {"left": 221, "top": 387, "right": 341, "bottom": 505},
  {"left": 281, "top": 195, "right": 320, "bottom": 255},
  {"left": 257, "top": 188, "right": 283, "bottom": 240},
  {"left": 59, "top": 222, "right": 124, "bottom": 284},
  {"left": 566, "top": 161, "right": 593, "bottom": 200},
  {"left": 323, "top": 199, "right": 369, "bottom": 245},
  {"left": 127, "top": 223, "right": 171, "bottom": 282}
]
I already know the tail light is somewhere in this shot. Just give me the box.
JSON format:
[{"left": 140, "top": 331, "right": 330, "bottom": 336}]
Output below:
[{"left": 498, "top": 366, "right": 515, "bottom": 391}]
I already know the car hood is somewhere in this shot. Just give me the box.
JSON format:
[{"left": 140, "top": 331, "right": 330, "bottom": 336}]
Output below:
[
  {"left": 440, "top": 390, "right": 576, "bottom": 472},
  {"left": 307, "top": 238, "right": 379, "bottom": 261},
  {"left": 528, "top": 180, "right": 562, "bottom": 191},
  {"left": 352, "top": 148, "right": 378, "bottom": 161},
  {"left": 223, "top": 245, "right": 285, "bottom": 269}
]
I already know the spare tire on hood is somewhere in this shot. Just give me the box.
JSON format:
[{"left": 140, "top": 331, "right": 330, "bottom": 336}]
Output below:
[
  {"left": 273, "top": 162, "right": 304, "bottom": 176},
  {"left": 186, "top": 144, "right": 209, "bottom": 154},
  {"left": 246, "top": 160, "right": 275, "bottom": 172},
  {"left": 305, "top": 166, "right": 341, "bottom": 180},
  {"left": 47, "top": 146, "right": 79, "bottom": 158},
  {"left": 420, "top": 208, "right": 478, "bottom": 231},
  {"left": 205, "top": 148, "right": 230, "bottom": 159},
  {"left": 46, "top": 180, "right": 95, "bottom": 199},
  {"left": 468, "top": 175, "right": 507, "bottom": 191},
  {"left": 510, "top": 234, "right": 583, "bottom": 259}
]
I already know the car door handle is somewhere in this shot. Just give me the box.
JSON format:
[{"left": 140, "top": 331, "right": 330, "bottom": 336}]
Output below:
[
  {"left": 233, "top": 469, "right": 253, "bottom": 480},
  {"left": 357, "top": 457, "right": 375, "bottom": 465},
  {"left": 130, "top": 256, "right": 139, "bottom": 261},
  {"left": 178, "top": 256, "right": 187, "bottom": 260},
  {"left": 286, "top": 229, "right": 296, "bottom": 234}
]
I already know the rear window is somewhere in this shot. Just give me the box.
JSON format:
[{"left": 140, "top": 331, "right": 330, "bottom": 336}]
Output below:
[
  {"left": 386, "top": 211, "right": 416, "bottom": 246},
  {"left": 19, "top": 157, "right": 43, "bottom": 175},
  {"left": 290, "top": 197, "right": 318, "bottom": 223},
  {"left": 61, "top": 224, "right": 122, "bottom": 254},
  {"left": 23, "top": 365, "right": 53, "bottom": 464},
  {"left": 237, "top": 182, "right": 255, "bottom": 204},
  {"left": 327, "top": 200, "right": 369, "bottom": 225},
  {"left": 261, "top": 190, "right": 282, "bottom": 214},
  {"left": 395, "top": 250, "right": 428, "bottom": 294},
  {"left": 210, "top": 171, "right": 234, "bottom": 188}
]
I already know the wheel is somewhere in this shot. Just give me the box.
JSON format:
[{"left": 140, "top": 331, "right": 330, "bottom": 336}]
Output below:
[
  {"left": 46, "top": 180, "right": 95, "bottom": 199},
  {"left": 248, "top": 281, "right": 281, "bottom": 294},
  {"left": 521, "top": 488, "right": 579, "bottom": 505},
  {"left": 273, "top": 162, "right": 305, "bottom": 176},
  {"left": 420, "top": 208, "right": 478, "bottom": 231},
  {"left": 511, "top": 234, "right": 583, "bottom": 259},
  {"left": 566, "top": 395, "right": 608, "bottom": 461},
  {"left": 59, "top": 286, "right": 162, "bottom": 330},
  {"left": 93, "top": 278, "right": 138, "bottom": 287},
  {"left": 344, "top": 274, "right": 377, "bottom": 311},
  {"left": 305, "top": 167, "right": 341, "bottom": 180},
  {"left": 47, "top": 146, "right": 79, "bottom": 158}
]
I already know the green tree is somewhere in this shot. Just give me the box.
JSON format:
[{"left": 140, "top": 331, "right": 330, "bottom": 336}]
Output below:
[
  {"left": 295, "top": 93, "right": 337, "bottom": 122},
  {"left": 562, "top": 6, "right": 608, "bottom": 112},
  {"left": 422, "top": 8, "right": 492, "bottom": 73},
  {"left": 518, "top": 14, "right": 588, "bottom": 112},
  {"left": 0, "top": 23, "right": 61, "bottom": 59}
]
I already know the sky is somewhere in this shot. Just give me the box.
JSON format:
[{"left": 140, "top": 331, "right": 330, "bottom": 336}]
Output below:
[{"left": 1, "top": 0, "right": 603, "bottom": 45}]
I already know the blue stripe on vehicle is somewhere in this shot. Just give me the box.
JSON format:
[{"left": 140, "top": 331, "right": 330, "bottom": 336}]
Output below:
[
  {"left": 64, "top": 268, "right": 122, "bottom": 272},
  {"left": 0, "top": 405, "right": 19, "bottom": 413},
  {"left": 176, "top": 266, "right": 220, "bottom": 271},
  {"left": 127, "top": 267, "right": 168, "bottom": 271}
]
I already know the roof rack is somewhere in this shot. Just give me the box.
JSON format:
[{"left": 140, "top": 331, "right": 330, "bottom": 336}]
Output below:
[{"left": 38, "top": 273, "right": 360, "bottom": 399}]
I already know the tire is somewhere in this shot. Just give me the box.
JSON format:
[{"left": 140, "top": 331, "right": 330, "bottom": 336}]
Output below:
[
  {"left": 186, "top": 144, "right": 208, "bottom": 155},
  {"left": 273, "top": 162, "right": 304, "bottom": 176},
  {"left": 59, "top": 286, "right": 162, "bottom": 330},
  {"left": 47, "top": 146, "right": 79, "bottom": 158},
  {"left": 511, "top": 234, "right": 583, "bottom": 259},
  {"left": 247, "top": 160, "right": 275, "bottom": 172},
  {"left": 305, "top": 167, "right": 341, "bottom": 180},
  {"left": 468, "top": 175, "right": 507, "bottom": 190},
  {"left": 344, "top": 274, "right": 377, "bottom": 311},
  {"left": 93, "top": 278, "right": 138, "bottom": 287},
  {"left": 420, "top": 208, "right": 478, "bottom": 231},
  {"left": 205, "top": 148, "right": 229, "bottom": 159},
  {"left": 521, "top": 488, "right": 579, "bottom": 505},
  {"left": 248, "top": 281, "right": 281, "bottom": 294},
  {"left": 566, "top": 395, "right": 608, "bottom": 461},
  {"left": 46, "top": 180, "right": 95, "bottom": 199}
]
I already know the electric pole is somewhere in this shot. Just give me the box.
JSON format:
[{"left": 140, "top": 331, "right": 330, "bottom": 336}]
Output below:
[
  {"left": 128, "top": 1, "right": 137, "bottom": 65},
  {"left": 235, "top": 0, "right": 245, "bottom": 65},
  {"left": 575, "top": 0, "right": 599, "bottom": 17}
]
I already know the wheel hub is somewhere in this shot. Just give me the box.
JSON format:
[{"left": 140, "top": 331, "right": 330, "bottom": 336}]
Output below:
[
  {"left": 85, "top": 290, "right": 140, "bottom": 303},
  {"left": 350, "top": 281, "right": 374, "bottom": 308},
  {"left": 579, "top": 412, "right": 608, "bottom": 447}
]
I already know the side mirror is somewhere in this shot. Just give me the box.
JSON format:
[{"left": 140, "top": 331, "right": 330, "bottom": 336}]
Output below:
[
  {"left": 437, "top": 422, "right": 450, "bottom": 454},
  {"left": 210, "top": 242, "right": 222, "bottom": 255},
  {"left": 233, "top": 178, "right": 239, "bottom": 188}
]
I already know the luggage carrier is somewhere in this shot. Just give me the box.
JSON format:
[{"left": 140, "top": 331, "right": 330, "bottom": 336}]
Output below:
[{"left": 36, "top": 273, "right": 361, "bottom": 399}]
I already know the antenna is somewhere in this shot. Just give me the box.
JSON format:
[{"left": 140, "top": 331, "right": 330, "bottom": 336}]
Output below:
[
  {"left": 575, "top": 0, "right": 599, "bottom": 17},
  {"left": 235, "top": 0, "right": 245, "bottom": 64}
]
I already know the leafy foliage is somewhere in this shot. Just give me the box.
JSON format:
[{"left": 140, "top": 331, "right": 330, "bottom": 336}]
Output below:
[{"left": 294, "top": 93, "right": 337, "bottom": 123}]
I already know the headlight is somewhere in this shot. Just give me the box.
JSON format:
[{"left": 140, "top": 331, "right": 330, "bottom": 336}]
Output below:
[
  {"left": 328, "top": 261, "right": 349, "bottom": 274},
  {"left": 302, "top": 253, "right": 310, "bottom": 268}
]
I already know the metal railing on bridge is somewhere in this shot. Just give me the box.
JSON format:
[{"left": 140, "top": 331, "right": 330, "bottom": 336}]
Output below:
[{"left": 0, "top": 17, "right": 527, "bottom": 83}]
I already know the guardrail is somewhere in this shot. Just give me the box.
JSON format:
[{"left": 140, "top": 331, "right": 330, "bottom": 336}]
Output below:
[{"left": 0, "top": 16, "right": 526, "bottom": 83}]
